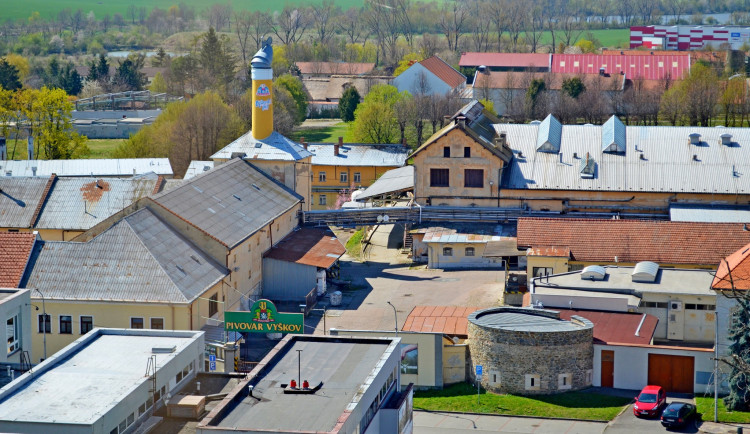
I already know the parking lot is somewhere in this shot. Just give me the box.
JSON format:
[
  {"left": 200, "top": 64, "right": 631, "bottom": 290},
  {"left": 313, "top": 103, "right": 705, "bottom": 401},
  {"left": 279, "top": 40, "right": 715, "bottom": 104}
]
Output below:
[{"left": 605, "top": 395, "right": 697, "bottom": 434}]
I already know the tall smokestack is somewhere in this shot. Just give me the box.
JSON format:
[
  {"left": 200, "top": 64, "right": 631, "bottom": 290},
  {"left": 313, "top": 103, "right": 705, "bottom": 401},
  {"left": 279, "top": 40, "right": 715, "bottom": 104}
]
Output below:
[{"left": 251, "top": 37, "right": 274, "bottom": 140}]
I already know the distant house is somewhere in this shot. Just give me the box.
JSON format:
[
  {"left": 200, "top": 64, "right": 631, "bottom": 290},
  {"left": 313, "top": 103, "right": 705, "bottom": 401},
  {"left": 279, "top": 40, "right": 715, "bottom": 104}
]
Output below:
[
  {"left": 295, "top": 61, "right": 375, "bottom": 79},
  {"left": 302, "top": 75, "right": 392, "bottom": 116},
  {"left": 459, "top": 52, "right": 551, "bottom": 72},
  {"left": 393, "top": 56, "right": 467, "bottom": 96}
]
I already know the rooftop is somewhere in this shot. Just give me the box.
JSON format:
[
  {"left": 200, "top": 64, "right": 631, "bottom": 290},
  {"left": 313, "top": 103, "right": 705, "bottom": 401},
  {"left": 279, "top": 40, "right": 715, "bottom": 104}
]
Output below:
[
  {"left": 459, "top": 52, "right": 550, "bottom": 69},
  {"left": 295, "top": 61, "right": 375, "bottom": 76},
  {"left": 556, "top": 309, "right": 657, "bottom": 345},
  {"left": 149, "top": 158, "right": 302, "bottom": 248},
  {"left": 419, "top": 56, "right": 466, "bottom": 89},
  {"left": 0, "top": 158, "right": 173, "bottom": 177},
  {"left": 0, "top": 329, "right": 202, "bottom": 426},
  {"left": 204, "top": 335, "right": 397, "bottom": 432},
  {"left": 0, "top": 233, "right": 36, "bottom": 288},
  {"left": 468, "top": 307, "right": 592, "bottom": 332},
  {"left": 183, "top": 161, "right": 214, "bottom": 180},
  {"left": 402, "top": 306, "right": 480, "bottom": 337},
  {"left": 712, "top": 242, "right": 750, "bottom": 291},
  {"left": 518, "top": 218, "right": 750, "bottom": 266},
  {"left": 210, "top": 131, "right": 312, "bottom": 161},
  {"left": 307, "top": 143, "right": 407, "bottom": 167},
  {"left": 550, "top": 53, "right": 691, "bottom": 80},
  {"left": 412, "top": 223, "right": 515, "bottom": 244},
  {"left": 303, "top": 76, "right": 393, "bottom": 101},
  {"left": 356, "top": 165, "right": 414, "bottom": 201},
  {"left": 669, "top": 204, "right": 750, "bottom": 223},
  {"left": 23, "top": 207, "right": 228, "bottom": 303},
  {"left": 0, "top": 177, "right": 51, "bottom": 228},
  {"left": 263, "top": 227, "right": 345, "bottom": 269}
]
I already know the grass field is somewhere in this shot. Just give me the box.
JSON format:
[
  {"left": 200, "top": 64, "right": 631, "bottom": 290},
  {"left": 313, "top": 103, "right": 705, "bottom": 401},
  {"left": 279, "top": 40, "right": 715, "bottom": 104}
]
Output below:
[
  {"left": 529, "top": 28, "right": 631, "bottom": 49},
  {"left": 413, "top": 383, "right": 632, "bottom": 421},
  {"left": 289, "top": 122, "right": 351, "bottom": 143},
  {"left": 86, "top": 138, "right": 124, "bottom": 159},
  {"left": 696, "top": 396, "right": 750, "bottom": 424}
]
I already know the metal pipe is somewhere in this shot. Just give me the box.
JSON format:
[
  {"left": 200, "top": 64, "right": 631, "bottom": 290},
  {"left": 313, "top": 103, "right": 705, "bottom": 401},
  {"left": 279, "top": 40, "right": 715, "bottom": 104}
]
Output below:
[{"left": 387, "top": 301, "right": 398, "bottom": 336}]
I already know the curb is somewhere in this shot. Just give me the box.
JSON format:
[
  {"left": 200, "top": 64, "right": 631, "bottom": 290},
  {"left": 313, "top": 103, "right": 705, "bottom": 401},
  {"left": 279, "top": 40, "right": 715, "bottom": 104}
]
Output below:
[
  {"left": 413, "top": 409, "right": 609, "bottom": 424},
  {"left": 605, "top": 402, "right": 634, "bottom": 429}
]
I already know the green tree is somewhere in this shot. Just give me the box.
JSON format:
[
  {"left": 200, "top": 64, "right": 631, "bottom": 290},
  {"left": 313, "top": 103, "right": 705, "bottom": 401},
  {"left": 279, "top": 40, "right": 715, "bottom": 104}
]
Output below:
[
  {"left": 149, "top": 72, "right": 168, "bottom": 93},
  {"left": 113, "top": 54, "right": 147, "bottom": 91},
  {"left": 394, "top": 52, "right": 423, "bottom": 76},
  {"left": 87, "top": 54, "right": 110, "bottom": 83},
  {"left": 562, "top": 77, "right": 586, "bottom": 99},
  {"left": 29, "top": 87, "right": 88, "bottom": 159},
  {"left": 574, "top": 39, "right": 597, "bottom": 54},
  {"left": 275, "top": 74, "right": 307, "bottom": 122},
  {"left": 678, "top": 62, "right": 720, "bottom": 126},
  {"left": 0, "top": 59, "right": 22, "bottom": 91},
  {"left": 339, "top": 86, "right": 361, "bottom": 122},
  {"left": 199, "top": 27, "right": 237, "bottom": 93},
  {"left": 42, "top": 58, "right": 82, "bottom": 96},
  {"left": 725, "top": 298, "right": 750, "bottom": 411},
  {"left": 479, "top": 98, "right": 496, "bottom": 116},
  {"left": 525, "top": 78, "right": 546, "bottom": 120},
  {"left": 351, "top": 84, "right": 405, "bottom": 143}
]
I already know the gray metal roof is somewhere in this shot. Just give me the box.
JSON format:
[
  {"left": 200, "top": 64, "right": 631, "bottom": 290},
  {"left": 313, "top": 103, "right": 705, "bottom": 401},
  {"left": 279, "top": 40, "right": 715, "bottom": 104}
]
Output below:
[
  {"left": 0, "top": 329, "right": 201, "bottom": 426},
  {"left": 183, "top": 160, "right": 215, "bottom": 180},
  {"left": 536, "top": 114, "right": 562, "bottom": 153},
  {"left": 0, "top": 177, "right": 49, "bottom": 228},
  {"left": 24, "top": 207, "right": 228, "bottom": 303},
  {"left": 670, "top": 204, "right": 750, "bottom": 223},
  {"left": 468, "top": 307, "right": 590, "bottom": 332},
  {"left": 150, "top": 158, "right": 303, "bottom": 248},
  {"left": 307, "top": 143, "right": 407, "bottom": 167},
  {"left": 500, "top": 123, "right": 750, "bottom": 194},
  {"left": 210, "top": 131, "right": 312, "bottom": 161},
  {"left": 602, "top": 115, "right": 626, "bottom": 153},
  {"left": 356, "top": 166, "right": 414, "bottom": 201},
  {"left": 0, "top": 158, "right": 173, "bottom": 177},
  {"left": 35, "top": 175, "right": 159, "bottom": 231}
]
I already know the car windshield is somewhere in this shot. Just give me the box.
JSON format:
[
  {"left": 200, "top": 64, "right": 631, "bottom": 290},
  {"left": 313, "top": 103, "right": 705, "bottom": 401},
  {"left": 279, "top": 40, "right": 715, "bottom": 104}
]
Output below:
[
  {"left": 663, "top": 407, "right": 679, "bottom": 416},
  {"left": 638, "top": 393, "right": 658, "bottom": 403}
]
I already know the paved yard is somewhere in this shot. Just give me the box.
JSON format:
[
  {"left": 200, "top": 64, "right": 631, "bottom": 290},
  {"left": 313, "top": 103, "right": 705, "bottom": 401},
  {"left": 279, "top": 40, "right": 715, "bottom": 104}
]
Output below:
[
  {"left": 604, "top": 395, "right": 696, "bottom": 434},
  {"left": 414, "top": 410, "right": 606, "bottom": 434}
]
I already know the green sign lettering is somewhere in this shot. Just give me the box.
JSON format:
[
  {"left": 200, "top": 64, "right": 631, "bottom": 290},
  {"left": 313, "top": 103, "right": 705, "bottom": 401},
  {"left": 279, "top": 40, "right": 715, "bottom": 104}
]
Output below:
[{"left": 224, "top": 299, "right": 304, "bottom": 334}]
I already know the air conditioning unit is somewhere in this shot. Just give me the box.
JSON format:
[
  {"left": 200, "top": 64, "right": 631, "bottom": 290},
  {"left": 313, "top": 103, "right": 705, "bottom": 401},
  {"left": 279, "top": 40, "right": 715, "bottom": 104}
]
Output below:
[{"left": 670, "top": 301, "right": 683, "bottom": 312}]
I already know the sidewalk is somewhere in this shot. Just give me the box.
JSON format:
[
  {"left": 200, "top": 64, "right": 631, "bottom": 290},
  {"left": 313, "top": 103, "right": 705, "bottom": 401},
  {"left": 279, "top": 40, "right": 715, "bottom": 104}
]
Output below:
[{"left": 414, "top": 410, "right": 606, "bottom": 433}]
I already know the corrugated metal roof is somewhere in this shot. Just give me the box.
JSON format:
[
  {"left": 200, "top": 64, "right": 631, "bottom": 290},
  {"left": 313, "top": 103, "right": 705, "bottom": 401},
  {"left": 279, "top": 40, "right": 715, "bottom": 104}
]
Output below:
[
  {"left": 263, "top": 227, "right": 345, "bottom": 268},
  {"left": 536, "top": 114, "right": 562, "bottom": 153},
  {"left": 36, "top": 175, "right": 159, "bottom": 231},
  {"left": 459, "top": 52, "right": 550, "bottom": 69},
  {"left": 551, "top": 54, "right": 690, "bottom": 80},
  {"left": 210, "top": 131, "right": 312, "bottom": 161},
  {"left": 23, "top": 207, "right": 228, "bottom": 303},
  {"left": 307, "top": 143, "right": 407, "bottom": 167},
  {"left": 501, "top": 123, "right": 750, "bottom": 194},
  {"left": 602, "top": 115, "right": 626, "bottom": 153},
  {"left": 150, "top": 158, "right": 303, "bottom": 248},
  {"left": 183, "top": 161, "right": 215, "bottom": 180},
  {"left": 419, "top": 56, "right": 466, "bottom": 89},
  {"left": 0, "top": 177, "right": 50, "bottom": 228},
  {"left": 0, "top": 158, "right": 173, "bottom": 177},
  {"left": 0, "top": 233, "right": 36, "bottom": 288},
  {"left": 670, "top": 204, "right": 750, "bottom": 223},
  {"left": 469, "top": 307, "right": 591, "bottom": 332},
  {"left": 356, "top": 166, "right": 414, "bottom": 201}
]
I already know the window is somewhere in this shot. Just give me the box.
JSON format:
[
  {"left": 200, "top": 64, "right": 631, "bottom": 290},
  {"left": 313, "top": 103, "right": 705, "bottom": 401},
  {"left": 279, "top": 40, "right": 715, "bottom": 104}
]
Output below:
[
  {"left": 59, "top": 315, "right": 72, "bottom": 334},
  {"left": 127, "top": 413, "right": 135, "bottom": 427},
  {"left": 130, "top": 317, "right": 144, "bottom": 329},
  {"left": 80, "top": 316, "right": 93, "bottom": 334},
  {"left": 443, "top": 146, "right": 451, "bottom": 158},
  {"left": 340, "top": 172, "right": 348, "bottom": 183},
  {"left": 150, "top": 318, "right": 164, "bottom": 330},
  {"left": 119, "top": 420, "right": 126, "bottom": 433},
  {"left": 209, "top": 294, "right": 219, "bottom": 317},
  {"left": 465, "top": 247, "right": 475, "bottom": 257},
  {"left": 319, "top": 194, "right": 327, "bottom": 205},
  {"left": 533, "top": 267, "right": 553, "bottom": 277},
  {"left": 464, "top": 147, "right": 471, "bottom": 158},
  {"left": 464, "top": 169, "right": 484, "bottom": 188},
  {"left": 319, "top": 172, "right": 326, "bottom": 182},
  {"left": 110, "top": 428, "right": 118, "bottom": 434},
  {"left": 353, "top": 172, "right": 361, "bottom": 183},
  {"left": 38, "top": 314, "right": 51, "bottom": 334},
  {"left": 176, "top": 370, "right": 184, "bottom": 383},
  {"left": 430, "top": 168, "right": 449, "bottom": 187},
  {"left": 139, "top": 403, "right": 147, "bottom": 416},
  {"left": 443, "top": 247, "right": 453, "bottom": 256},
  {"left": 6, "top": 315, "right": 19, "bottom": 354},
  {"left": 558, "top": 373, "right": 572, "bottom": 390},
  {"left": 525, "top": 374, "right": 540, "bottom": 391}
]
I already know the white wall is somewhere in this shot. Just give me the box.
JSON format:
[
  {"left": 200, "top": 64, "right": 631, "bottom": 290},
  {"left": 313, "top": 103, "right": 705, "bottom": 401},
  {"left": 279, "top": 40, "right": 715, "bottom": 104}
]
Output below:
[
  {"left": 393, "top": 64, "right": 452, "bottom": 96},
  {"left": 0, "top": 289, "right": 32, "bottom": 365}
]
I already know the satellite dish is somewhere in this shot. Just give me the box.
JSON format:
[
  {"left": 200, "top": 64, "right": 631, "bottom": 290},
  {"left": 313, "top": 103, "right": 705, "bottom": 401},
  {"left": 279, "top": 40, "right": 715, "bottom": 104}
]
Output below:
[
  {"left": 377, "top": 215, "right": 383, "bottom": 222},
  {"left": 382, "top": 215, "right": 390, "bottom": 222}
]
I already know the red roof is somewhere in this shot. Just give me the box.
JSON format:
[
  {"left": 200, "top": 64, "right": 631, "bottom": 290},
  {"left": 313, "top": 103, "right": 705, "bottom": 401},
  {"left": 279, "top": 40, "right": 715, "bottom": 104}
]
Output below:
[
  {"left": 295, "top": 62, "right": 375, "bottom": 76},
  {"left": 419, "top": 56, "right": 466, "bottom": 89},
  {"left": 459, "top": 52, "right": 550, "bottom": 69},
  {"left": 0, "top": 232, "right": 36, "bottom": 288},
  {"left": 263, "top": 227, "right": 345, "bottom": 269},
  {"left": 401, "top": 306, "right": 481, "bottom": 337},
  {"left": 712, "top": 242, "right": 750, "bottom": 290},
  {"left": 557, "top": 309, "right": 658, "bottom": 345},
  {"left": 550, "top": 54, "right": 690, "bottom": 80},
  {"left": 517, "top": 218, "right": 750, "bottom": 266}
]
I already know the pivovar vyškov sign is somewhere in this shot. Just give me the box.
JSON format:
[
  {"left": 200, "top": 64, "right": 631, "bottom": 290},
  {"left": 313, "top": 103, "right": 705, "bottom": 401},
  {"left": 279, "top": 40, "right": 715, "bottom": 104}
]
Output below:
[{"left": 224, "top": 299, "right": 303, "bottom": 334}]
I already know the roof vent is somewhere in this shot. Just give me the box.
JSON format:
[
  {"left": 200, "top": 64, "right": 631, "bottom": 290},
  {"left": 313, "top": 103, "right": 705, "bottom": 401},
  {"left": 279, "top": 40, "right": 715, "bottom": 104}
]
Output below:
[
  {"left": 203, "top": 165, "right": 211, "bottom": 172},
  {"left": 632, "top": 261, "right": 659, "bottom": 283},
  {"left": 692, "top": 154, "right": 699, "bottom": 161},
  {"left": 152, "top": 346, "right": 177, "bottom": 353},
  {"left": 252, "top": 183, "right": 260, "bottom": 190},
  {"left": 535, "top": 114, "right": 562, "bottom": 153},
  {"left": 688, "top": 133, "right": 701, "bottom": 145},
  {"left": 579, "top": 152, "right": 595, "bottom": 178},
  {"left": 530, "top": 120, "right": 542, "bottom": 125},
  {"left": 720, "top": 133, "right": 733, "bottom": 146},
  {"left": 581, "top": 265, "right": 606, "bottom": 280},
  {"left": 231, "top": 152, "right": 247, "bottom": 159},
  {"left": 602, "top": 115, "right": 626, "bottom": 153}
]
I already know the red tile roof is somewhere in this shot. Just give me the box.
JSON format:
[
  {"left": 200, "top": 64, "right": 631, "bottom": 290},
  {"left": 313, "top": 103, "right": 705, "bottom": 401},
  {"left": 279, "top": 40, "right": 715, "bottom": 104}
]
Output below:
[
  {"left": 557, "top": 309, "right": 658, "bottom": 345},
  {"left": 295, "top": 62, "right": 375, "bottom": 75},
  {"left": 459, "top": 52, "right": 550, "bottom": 69},
  {"left": 550, "top": 54, "right": 690, "bottom": 80},
  {"left": 263, "top": 227, "right": 345, "bottom": 269},
  {"left": 712, "top": 242, "right": 750, "bottom": 290},
  {"left": 0, "top": 232, "right": 36, "bottom": 288},
  {"left": 419, "top": 56, "right": 466, "bottom": 89},
  {"left": 401, "top": 306, "right": 481, "bottom": 337},
  {"left": 517, "top": 218, "right": 750, "bottom": 266}
]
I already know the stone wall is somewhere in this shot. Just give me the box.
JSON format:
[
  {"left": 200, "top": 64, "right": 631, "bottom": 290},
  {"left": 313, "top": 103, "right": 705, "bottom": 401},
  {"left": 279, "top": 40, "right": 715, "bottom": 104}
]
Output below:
[{"left": 467, "top": 308, "right": 593, "bottom": 395}]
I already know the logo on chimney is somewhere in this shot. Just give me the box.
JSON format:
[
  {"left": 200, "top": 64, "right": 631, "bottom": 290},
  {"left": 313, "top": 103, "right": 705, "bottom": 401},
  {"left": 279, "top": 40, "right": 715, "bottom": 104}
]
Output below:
[
  {"left": 255, "top": 99, "right": 271, "bottom": 111},
  {"left": 256, "top": 84, "right": 270, "bottom": 97}
]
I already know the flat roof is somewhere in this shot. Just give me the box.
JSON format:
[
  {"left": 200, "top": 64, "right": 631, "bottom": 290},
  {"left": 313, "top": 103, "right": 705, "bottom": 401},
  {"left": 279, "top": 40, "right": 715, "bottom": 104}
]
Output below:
[
  {"left": 209, "top": 336, "right": 396, "bottom": 432},
  {"left": 534, "top": 287, "right": 641, "bottom": 308},
  {"left": 670, "top": 204, "right": 750, "bottom": 223},
  {"left": 468, "top": 307, "right": 591, "bottom": 332},
  {"left": 0, "top": 329, "right": 201, "bottom": 426},
  {"left": 535, "top": 266, "right": 715, "bottom": 296},
  {"left": 263, "top": 227, "right": 345, "bottom": 269},
  {"left": 402, "top": 306, "right": 481, "bottom": 337}
]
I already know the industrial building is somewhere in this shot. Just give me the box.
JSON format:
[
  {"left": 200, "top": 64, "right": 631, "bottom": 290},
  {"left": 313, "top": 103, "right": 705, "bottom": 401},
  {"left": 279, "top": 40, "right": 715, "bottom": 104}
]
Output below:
[{"left": 630, "top": 25, "right": 750, "bottom": 50}]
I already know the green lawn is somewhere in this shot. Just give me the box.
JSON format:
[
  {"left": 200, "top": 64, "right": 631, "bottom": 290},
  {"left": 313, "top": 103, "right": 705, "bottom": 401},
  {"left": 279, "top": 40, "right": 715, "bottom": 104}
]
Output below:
[
  {"left": 530, "top": 28, "right": 631, "bottom": 49},
  {"left": 86, "top": 138, "right": 124, "bottom": 159},
  {"left": 290, "top": 122, "right": 352, "bottom": 143},
  {"left": 414, "top": 383, "right": 632, "bottom": 421},
  {"left": 696, "top": 396, "right": 750, "bottom": 424}
]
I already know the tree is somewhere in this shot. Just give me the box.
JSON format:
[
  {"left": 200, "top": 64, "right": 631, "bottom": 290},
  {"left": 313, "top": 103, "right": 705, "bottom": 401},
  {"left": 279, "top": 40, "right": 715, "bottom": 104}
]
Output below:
[
  {"left": 562, "top": 76, "right": 586, "bottom": 99},
  {"left": 311, "top": 0, "right": 339, "bottom": 46},
  {"left": 275, "top": 74, "right": 307, "bottom": 122},
  {"left": 112, "top": 54, "right": 146, "bottom": 91},
  {"left": 149, "top": 72, "right": 168, "bottom": 93},
  {"left": 394, "top": 53, "right": 423, "bottom": 76},
  {"left": 679, "top": 62, "right": 720, "bottom": 126},
  {"left": 151, "top": 47, "right": 170, "bottom": 68},
  {"left": 0, "top": 59, "right": 22, "bottom": 91},
  {"left": 42, "top": 58, "right": 83, "bottom": 95},
  {"left": 274, "top": 86, "right": 299, "bottom": 136},
  {"left": 29, "top": 87, "right": 89, "bottom": 159},
  {"left": 526, "top": 78, "right": 546, "bottom": 120},
  {"left": 4, "top": 54, "right": 30, "bottom": 83},
  {"left": 87, "top": 54, "right": 109, "bottom": 83},
  {"left": 439, "top": 2, "right": 468, "bottom": 53},
  {"left": 659, "top": 86, "right": 683, "bottom": 126},
  {"left": 339, "top": 86, "right": 361, "bottom": 122},
  {"left": 199, "top": 27, "right": 237, "bottom": 93},
  {"left": 351, "top": 84, "right": 404, "bottom": 143},
  {"left": 273, "top": 6, "right": 311, "bottom": 46},
  {"left": 725, "top": 297, "right": 750, "bottom": 411}
]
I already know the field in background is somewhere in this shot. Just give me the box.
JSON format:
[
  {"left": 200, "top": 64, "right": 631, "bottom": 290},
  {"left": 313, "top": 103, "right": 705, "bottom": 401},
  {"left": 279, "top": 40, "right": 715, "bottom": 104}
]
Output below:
[{"left": 86, "top": 139, "right": 124, "bottom": 159}]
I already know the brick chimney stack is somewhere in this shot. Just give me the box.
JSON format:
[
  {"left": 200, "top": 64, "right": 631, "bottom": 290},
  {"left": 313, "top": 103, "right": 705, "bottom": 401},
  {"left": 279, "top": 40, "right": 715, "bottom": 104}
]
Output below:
[{"left": 335, "top": 137, "right": 342, "bottom": 156}]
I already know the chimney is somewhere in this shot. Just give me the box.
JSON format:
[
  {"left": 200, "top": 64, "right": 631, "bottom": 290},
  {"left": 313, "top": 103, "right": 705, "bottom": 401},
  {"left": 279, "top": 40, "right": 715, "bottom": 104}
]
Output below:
[
  {"left": 498, "top": 131, "right": 507, "bottom": 147},
  {"left": 301, "top": 139, "right": 308, "bottom": 151},
  {"left": 456, "top": 115, "right": 466, "bottom": 128},
  {"left": 27, "top": 135, "right": 33, "bottom": 160},
  {"left": 250, "top": 37, "right": 274, "bottom": 140},
  {"left": 31, "top": 166, "right": 37, "bottom": 176},
  {"left": 335, "top": 137, "right": 342, "bottom": 156},
  {"left": 0, "top": 137, "right": 5, "bottom": 160},
  {"left": 721, "top": 133, "right": 732, "bottom": 146}
]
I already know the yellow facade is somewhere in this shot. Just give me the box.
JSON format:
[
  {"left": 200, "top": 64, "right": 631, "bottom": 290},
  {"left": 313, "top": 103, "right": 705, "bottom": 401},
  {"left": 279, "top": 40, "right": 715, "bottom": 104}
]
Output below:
[
  {"left": 311, "top": 164, "right": 399, "bottom": 210},
  {"left": 251, "top": 77, "right": 273, "bottom": 140},
  {"left": 35, "top": 228, "right": 83, "bottom": 241}
]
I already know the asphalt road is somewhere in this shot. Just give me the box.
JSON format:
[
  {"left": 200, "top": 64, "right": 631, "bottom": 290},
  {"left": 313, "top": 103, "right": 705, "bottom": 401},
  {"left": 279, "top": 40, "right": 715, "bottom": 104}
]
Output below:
[
  {"left": 414, "top": 410, "right": 606, "bottom": 434},
  {"left": 604, "top": 396, "right": 698, "bottom": 434}
]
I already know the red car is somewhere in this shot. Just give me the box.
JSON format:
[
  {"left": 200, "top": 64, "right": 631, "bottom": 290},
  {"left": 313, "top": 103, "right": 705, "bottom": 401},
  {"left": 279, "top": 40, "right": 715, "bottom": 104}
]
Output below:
[{"left": 633, "top": 385, "right": 667, "bottom": 417}]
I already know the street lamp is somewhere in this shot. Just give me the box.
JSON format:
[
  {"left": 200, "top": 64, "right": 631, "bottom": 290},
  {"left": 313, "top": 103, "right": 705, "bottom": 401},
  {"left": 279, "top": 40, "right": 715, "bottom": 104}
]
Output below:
[
  {"left": 387, "top": 301, "right": 398, "bottom": 336},
  {"left": 34, "top": 289, "right": 47, "bottom": 361}
]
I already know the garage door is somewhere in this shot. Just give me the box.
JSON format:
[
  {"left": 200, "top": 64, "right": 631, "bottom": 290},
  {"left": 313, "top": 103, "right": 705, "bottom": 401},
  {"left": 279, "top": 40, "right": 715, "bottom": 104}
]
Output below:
[{"left": 647, "top": 354, "right": 694, "bottom": 393}]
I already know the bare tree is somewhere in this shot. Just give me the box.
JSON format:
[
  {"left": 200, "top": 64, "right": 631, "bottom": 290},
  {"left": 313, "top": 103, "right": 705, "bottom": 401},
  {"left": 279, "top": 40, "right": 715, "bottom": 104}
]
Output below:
[
  {"left": 559, "top": 4, "right": 585, "bottom": 48},
  {"left": 616, "top": 0, "right": 635, "bottom": 26},
  {"left": 439, "top": 2, "right": 469, "bottom": 53},
  {"left": 311, "top": 0, "right": 339, "bottom": 46},
  {"left": 273, "top": 6, "right": 311, "bottom": 46},
  {"left": 233, "top": 11, "right": 270, "bottom": 71},
  {"left": 542, "top": 0, "right": 560, "bottom": 53},
  {"left": 338, "top": 7, "right": 368, "bottom": 45},
  {"left": 364, "top": 0, "right": 403, "bottom": 66},
  {"left": 524, "top": 6, "right": 545, "bottom": 53},
  {"left": 469, "top": 1, "right": 493, "bottom": 52}
]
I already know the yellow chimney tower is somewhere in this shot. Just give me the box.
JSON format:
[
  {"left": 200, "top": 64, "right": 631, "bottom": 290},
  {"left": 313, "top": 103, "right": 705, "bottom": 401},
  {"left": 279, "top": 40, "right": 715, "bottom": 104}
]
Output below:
[{"left": 251, "top": 37, "right": 274, "bottom": 140}]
